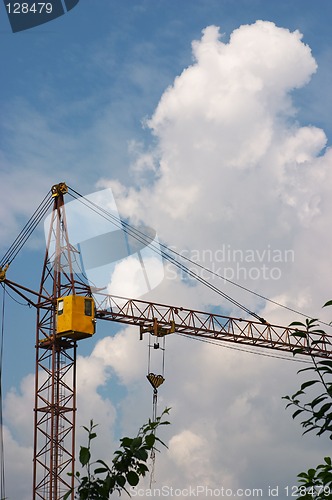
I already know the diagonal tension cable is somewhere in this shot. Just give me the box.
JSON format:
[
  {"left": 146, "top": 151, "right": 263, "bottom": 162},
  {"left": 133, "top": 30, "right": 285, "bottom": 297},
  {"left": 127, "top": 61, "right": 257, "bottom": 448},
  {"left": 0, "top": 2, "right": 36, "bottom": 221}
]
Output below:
[
  {"left": 67, "top": 186, "right": 332, "bottom": 328},
  {"left": 66, "top": 188, "right": 271, "bottom": 322},
  {"left": 67, "top": 189, "right": 259, "bottom": 319},
  {"left": 1, "top": 192, "right": 53, "bottom": 268}
]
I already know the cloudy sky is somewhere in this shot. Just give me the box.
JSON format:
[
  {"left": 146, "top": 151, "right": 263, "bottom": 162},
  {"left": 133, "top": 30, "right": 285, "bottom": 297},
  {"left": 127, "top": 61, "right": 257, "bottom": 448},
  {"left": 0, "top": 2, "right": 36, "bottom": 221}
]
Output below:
[{"left": 1, "top": 1, "right": 332, "bottom": 498}]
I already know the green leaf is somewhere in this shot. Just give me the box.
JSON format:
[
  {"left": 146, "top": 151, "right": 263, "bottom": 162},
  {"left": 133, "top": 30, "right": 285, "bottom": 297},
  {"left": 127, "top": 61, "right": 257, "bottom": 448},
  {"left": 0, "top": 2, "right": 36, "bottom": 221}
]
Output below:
[
  {"left": 300, "top": 380, "right": 320, "bottom": 391},
  {"left": 306, "top": 318, "right": 319, "bottom": 326},
  {"left": 310, "top": 395, "right": 328, "bottom": 409},
  {"left": 155, "top": 436, "right": 168, "bottom": 448},
  {"left": 120, "top": 437, "right": 133, "bottom": 448},
  {"left": 297, "top": 472, "right": 309, "bottom": 479},
  {"left": 316, "top": 402, "right": 332, "bottom": 417},
  {"left": 102, "top": 473, "right": 114, "bottom": 495},
  {"left": 292, "top": 389, "right": 305, "bottom": 398},
  {"left": 291, "top": 331, "right": 308, "bottom": 338},
  {"left": 292, "top": 348, "right": 306, "bottom": 356},
  {"left": 298, "top": 366, "right": 316, "bottom": 374},
  {"left": 126, "top": 470, "right": 139, "bottom": 486},
  {"left": 323, "top": 300, "right": 332, "bottom": 308},
  {"left": 63, "top": 490, "right": 73, "bottom": 500},
  {"left": 310, "top": 329, "right": 327, "bottom": 335},
  {"left": 137, "top": 463, "right": 149, "bottom": 474},
  {"left": 116, "top": 474, "right": 126, "bottom": 488},
  {"left": 131, "top": 437, "right": 143, "bottom": 449},
  {"left": 134, "top": 448, "right": 148, "bottom": 461},
  {"left": 94, "top": 467, "right": 109, "bottom": 474},
  {"left": 292, "top": 409, "right": 304, "bottom": 419},
  {"left": 96, "top": 459, "right": 110, "bottom": 471},
  {"left": 79, "top": 446, "right": 91, "bottom": 467},
  {"left": 307, "top": 468, "right": 316, "bottom": 479},
  {"left": 145, "top": 433, "right": 156, "bottom": 448},
  {"left": 318, "top": 360, "right": 332, "bottom": 369}
]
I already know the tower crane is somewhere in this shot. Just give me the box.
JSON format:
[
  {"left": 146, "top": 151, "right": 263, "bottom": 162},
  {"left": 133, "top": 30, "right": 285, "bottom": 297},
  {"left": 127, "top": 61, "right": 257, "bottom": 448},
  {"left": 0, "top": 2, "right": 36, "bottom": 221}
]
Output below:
[{"left": 0, "top": 182, "right": 331, "bottom": 500}]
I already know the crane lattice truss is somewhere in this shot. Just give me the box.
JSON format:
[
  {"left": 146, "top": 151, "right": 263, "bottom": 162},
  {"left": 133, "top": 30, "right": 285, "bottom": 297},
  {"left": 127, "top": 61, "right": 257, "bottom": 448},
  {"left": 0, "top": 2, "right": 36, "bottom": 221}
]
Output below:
[
  {"left": 1, "top": 183, "right": 332, "bottom": 500},
  {"left": 31, "top": 186, "right": 90, "bottom": 500},
  {"left": 95, "top": 295, "right": 331, "bottom": 358}
]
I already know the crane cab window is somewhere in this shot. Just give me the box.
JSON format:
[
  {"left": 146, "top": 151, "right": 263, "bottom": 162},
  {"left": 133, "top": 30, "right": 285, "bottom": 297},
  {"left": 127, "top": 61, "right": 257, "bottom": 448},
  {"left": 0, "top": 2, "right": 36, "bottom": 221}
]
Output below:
[
  {"left": 84, "top": 299, "right": 92, "bottom": 317},
  {"left": 58, "top": 299, "right": 64, "bottom": 316}
]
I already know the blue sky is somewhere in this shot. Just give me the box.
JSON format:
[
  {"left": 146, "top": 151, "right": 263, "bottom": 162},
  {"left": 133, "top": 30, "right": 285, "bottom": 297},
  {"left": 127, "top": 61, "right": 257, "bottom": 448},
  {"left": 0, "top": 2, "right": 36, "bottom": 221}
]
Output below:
[
  {"left": 1, "top": 1, "right": 332, "bottom": 499},
  {"left": 1, "top": 0, "right": 332, "bottom": 192}
]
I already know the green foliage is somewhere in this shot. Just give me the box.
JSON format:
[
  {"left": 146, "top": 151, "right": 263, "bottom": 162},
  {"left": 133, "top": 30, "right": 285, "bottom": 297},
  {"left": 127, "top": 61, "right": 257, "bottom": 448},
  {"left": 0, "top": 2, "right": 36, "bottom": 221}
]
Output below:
[
  {"left": 64, "top": 408, "right": 171, "bottom": 500},
  {"left": 283, "top": 304, "right": 332, "bottom": 499},
  {"left": 283, "top": 317, "right": 332, "bottom": 439},
  {"left": 296, "top": 457, "right": 332, "bottom": 500}
]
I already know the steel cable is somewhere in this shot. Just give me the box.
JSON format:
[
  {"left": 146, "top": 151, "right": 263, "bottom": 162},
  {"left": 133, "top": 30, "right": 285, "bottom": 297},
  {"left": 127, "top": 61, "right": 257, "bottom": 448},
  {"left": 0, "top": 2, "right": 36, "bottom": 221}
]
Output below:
[
  {"left": 67, "top": 188, "right": 261, "bottom": 319},
  {"left": 67, "top": 187, "right": 329, "bottom": 326},
  {"left": 1, "top": 192, "right": 53, "bottom": 268},
  {"left": 0, "top": 285, "right": 6, "bottom": 499}
]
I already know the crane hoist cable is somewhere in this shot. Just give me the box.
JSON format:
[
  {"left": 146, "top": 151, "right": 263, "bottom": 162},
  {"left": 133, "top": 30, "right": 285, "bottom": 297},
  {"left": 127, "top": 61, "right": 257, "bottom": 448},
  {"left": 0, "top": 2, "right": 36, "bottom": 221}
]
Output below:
[
  {"left": 146, "top": 332, "right": 166, "bottom": 488},
  {"left": 67, "top": 187, "right": 332, "bottom": 328}
]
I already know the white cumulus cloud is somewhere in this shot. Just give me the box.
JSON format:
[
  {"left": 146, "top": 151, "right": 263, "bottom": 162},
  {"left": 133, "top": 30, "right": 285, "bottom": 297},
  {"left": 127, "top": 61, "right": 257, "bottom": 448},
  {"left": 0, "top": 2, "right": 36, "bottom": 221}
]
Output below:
[{"left": 3, "top": 19, "right": 332, "bottom": 499}]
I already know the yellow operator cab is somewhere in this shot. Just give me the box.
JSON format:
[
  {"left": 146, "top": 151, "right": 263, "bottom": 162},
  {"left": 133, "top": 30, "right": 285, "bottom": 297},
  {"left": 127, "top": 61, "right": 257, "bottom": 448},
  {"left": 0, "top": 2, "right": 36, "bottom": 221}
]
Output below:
[{"left": 56, "top": 295, "right": 95, "bottom": 341}]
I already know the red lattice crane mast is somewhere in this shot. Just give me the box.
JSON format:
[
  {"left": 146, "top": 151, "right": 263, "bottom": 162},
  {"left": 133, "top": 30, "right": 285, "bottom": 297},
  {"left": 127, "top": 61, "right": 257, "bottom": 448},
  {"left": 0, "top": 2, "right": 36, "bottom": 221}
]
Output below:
[{"left": 1, "top": 183, "right": 331, "bottom": 500}]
